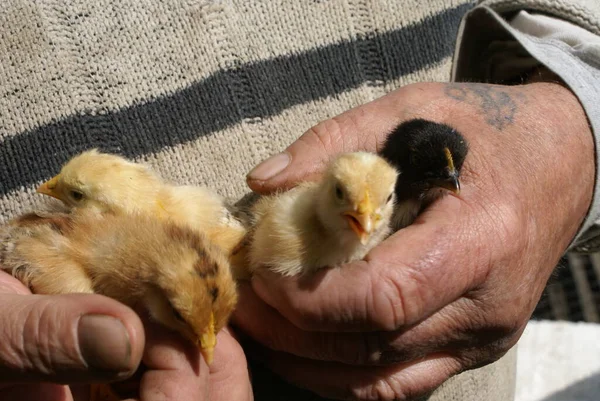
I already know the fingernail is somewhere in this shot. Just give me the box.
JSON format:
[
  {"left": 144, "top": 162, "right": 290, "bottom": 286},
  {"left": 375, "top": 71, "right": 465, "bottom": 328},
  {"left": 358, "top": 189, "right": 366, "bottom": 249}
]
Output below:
[
  {"left": 247, "top": 152, "right": 291, "bottom": 181},
  {"left": 78, "top": 314, "right": 132, "bottom": 372}
]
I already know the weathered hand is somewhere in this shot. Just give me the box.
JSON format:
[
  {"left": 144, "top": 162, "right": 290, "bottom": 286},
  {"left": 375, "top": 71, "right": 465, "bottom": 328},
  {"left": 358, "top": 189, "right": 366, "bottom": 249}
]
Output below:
[
  {"left": 234, "top": 81, "right": 594, "bottom": 400},
  {"left": 0, "top": 270, "right": 253, "bottom": 401},
  {"left": 0, "top": 269, "right": 143, "bottom": 400},
  {"left": 208, "top": 327, "right": 254, "bottom": 401},
  {"left": 133, "top": 322, "right": 252, "bottom": 401}
]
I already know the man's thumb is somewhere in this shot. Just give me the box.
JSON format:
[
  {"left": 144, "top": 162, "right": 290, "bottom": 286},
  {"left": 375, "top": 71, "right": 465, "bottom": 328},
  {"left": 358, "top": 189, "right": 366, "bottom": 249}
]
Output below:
[
  {"left": 246, "top": 116, "right": 370, "bottom": 194},
  {"left": 0, "top": 280, "right": 144, "bottom": 383}
]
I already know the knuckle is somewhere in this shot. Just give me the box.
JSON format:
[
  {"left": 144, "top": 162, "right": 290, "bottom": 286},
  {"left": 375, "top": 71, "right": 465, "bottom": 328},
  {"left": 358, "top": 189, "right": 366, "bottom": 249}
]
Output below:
[
  {"left": 331, "top": 112, "right": 362, "bottom": 150},
  {"left": 492, "top": 319, "right": 523, "bottom": 341},
  {"left": 20, "top": 299, "right": 79, "bottom": 375},
  {"left": 350, "top": 378, "right": 400, "bottom": 401},
  {"left": 284, "top": 294, "right": 324, "bottom": 331},
  {"left": 370, "top": 270, "right": 408, "bottom": 331},
  {"left": 452, "top": 312, "right": 523, "bottom": 370},
  {"left": 459, "top": 297, "right": 523, "bottom": 343},
  {"left": 21, "top": 300, "right": 57, "bottom": 374},
  {"left": 0, "top": 271, "right": 32, "bottom": 295},
  {"left": 456, "top": 341, "right": 511, "bottom": 371},
  {"left": 364, "top": 359, "right": 460, "bottom": 401},
  {"left": 481, "top": 319, "right": 523, "bottom": 353},
  {"left": 0, "top": 300, "right": 51, "bottom": 375},
  {"left": 362, "top": 379, "right": 403, "bottom": 401},
  {"left": 302, "top": 117, "right": 344, "bottom": 156},
  {"left": 351, "top": 373, "right": 428, "bottom": 401},
  {"left": 372, "top": 256, "right": 439, "bottom": 331},
  {"left": 348, "top": 355, "right": 463, "bottom": 401}
]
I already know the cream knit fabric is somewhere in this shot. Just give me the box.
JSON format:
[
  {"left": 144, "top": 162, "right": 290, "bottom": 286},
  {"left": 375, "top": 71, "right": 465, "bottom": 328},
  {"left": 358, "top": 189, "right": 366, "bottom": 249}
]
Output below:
[{"left": 1, "top": 0, "right": 598, "bottom": 399}]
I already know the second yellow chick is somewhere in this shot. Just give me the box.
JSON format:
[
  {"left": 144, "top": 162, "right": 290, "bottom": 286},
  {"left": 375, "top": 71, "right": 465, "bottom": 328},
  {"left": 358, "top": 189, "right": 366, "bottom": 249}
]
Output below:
[
  {"left": 247, "top": 152, "right": 398, "bottom": 277},
  {"left": 0, "top": 208, "right": 237, "bottom": 365}
]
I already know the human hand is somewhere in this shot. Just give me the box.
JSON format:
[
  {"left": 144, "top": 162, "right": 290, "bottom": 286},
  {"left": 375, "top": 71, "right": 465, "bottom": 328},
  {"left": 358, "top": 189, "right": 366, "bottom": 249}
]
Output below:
[
  {"left": 234, "top": 81, "right": 594, "bottom": 400},
  {"left": 0, "top": 270, "right": 252, "bottom": 401}
]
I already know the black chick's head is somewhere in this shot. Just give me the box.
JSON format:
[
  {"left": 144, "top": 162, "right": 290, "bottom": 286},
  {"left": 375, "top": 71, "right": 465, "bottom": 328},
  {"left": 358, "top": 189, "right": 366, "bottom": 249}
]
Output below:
[{"left": 380, "top": 119, "right": 469, "bottom": 201}]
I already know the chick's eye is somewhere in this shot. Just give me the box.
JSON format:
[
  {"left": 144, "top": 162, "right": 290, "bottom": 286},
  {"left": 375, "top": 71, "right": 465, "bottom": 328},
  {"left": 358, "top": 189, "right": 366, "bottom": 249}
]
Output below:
[
  {"left": 387, "top": 193, "right": 393, "bottom": 203},
  {"left": 335, "top": 184, "right": 344, "bottom": 200},
  {"left": 70, "top": 191, "right": 84, "bottom": 201},
  {"left": 171, "top": 305, "right": 185, "bottom": 322}
]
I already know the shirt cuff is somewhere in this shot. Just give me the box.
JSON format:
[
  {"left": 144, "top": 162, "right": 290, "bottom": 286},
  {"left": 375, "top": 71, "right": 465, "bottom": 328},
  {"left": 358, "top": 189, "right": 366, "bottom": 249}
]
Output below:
[{"left": 451, "top": 5, "right": 600, "bottom": 252}]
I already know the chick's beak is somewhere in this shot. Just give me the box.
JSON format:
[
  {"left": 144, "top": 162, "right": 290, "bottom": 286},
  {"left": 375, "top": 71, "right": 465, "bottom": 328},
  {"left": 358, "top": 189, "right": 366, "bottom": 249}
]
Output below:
[
  {"left": 343, "top": 194, "right": 377, "bottom": 245},
  {"left": 199, "top": 312, "right": 217, "bottom": 365},
  {"left": 36, "top": 175, "right": 61, "bottom": 199},
  {"left": 432, "top": 171, "right": 460, "bottom": 194},
  {"left": 439, "top": 147, "right": 461, "bottom": 194}
]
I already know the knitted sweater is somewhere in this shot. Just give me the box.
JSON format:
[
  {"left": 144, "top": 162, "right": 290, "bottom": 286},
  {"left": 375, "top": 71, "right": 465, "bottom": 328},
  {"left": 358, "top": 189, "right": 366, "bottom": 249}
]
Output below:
[{"left": 0, "top": 0, "right": 598, "bottom": 400}]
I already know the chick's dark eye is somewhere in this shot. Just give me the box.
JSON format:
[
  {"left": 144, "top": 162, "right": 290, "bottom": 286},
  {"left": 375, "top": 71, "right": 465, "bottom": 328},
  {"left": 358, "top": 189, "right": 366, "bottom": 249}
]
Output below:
[
  {"left": 70, "top": 191, "right": 84, "bottom": 201},
  {"left": 335, "top": 184, "right": 344, "bottom": 200},
  {"left": 171, "top": 305, "right": 185, "bottom": 322},
  {"left": 387, "top": 193, "right": 393, "bottom": 203}
]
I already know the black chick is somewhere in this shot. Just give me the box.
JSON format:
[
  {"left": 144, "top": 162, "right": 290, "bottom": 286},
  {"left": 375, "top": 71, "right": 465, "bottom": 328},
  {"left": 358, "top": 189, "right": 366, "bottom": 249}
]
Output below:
[{"left": 380, "top": 118, "right": 469, "bottom": 230}]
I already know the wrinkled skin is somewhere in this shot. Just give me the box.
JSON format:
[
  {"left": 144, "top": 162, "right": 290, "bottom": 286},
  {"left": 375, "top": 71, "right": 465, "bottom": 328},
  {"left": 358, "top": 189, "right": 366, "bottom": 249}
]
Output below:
[
  {"left": 0, "top": 271, "right": 253, "bottom": 401},
  {"left": 235, "top": 81, "right": 594, "bottom": 400}
]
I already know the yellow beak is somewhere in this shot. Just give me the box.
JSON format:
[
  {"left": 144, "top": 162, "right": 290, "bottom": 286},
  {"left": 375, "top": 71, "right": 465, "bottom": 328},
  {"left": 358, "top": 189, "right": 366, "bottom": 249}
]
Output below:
[
  {"left": 36, "top": 175, "right": 61, "bottom": 199},
  {"left": 343, "top": 193, "right": 377, "bottom": 245},
  {"left": 199, "top": 312, "right": 217, "bottom": 365}
]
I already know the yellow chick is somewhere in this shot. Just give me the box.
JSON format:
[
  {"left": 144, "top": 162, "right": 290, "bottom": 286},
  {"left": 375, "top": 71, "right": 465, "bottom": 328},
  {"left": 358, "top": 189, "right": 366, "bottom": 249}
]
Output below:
[
  {"left": 35, "top": 150, "right": 247, "bottom": 266},
  {"left": 0, "top": 208, "right": 238, "bottom": 364},
  {"left": 247, "top": 152, "right": 398, "bottom": 277}
]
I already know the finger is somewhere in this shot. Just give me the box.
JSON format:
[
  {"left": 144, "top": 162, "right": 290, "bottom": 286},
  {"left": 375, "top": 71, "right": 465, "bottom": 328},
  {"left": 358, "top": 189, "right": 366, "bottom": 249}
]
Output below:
[
  {"left": 0, "top": 271, "right": 32, "bottom": 295},
  {"left": 234, "top": 285, "right": 491, "bottom": 366},
  {"left": 209, "top": 328, "right": 253, "bottom": 401},
  {"left": 139, "top": 319, "right": 208, "bottom": 401},
  {"left": 245, "top": 91, "right": 407, "bottom": 194},
  {"left": 232, "top": 284, "right": 371, "bottom": 364},
  {"left": 0, "top": 273, "right": 144, "bottom": 383},
  {"left": 250, "top": 346, "right": 462, "bottom": 401},
  {"left": 250, "top": 194, "right": 487, "bottom": 332}
]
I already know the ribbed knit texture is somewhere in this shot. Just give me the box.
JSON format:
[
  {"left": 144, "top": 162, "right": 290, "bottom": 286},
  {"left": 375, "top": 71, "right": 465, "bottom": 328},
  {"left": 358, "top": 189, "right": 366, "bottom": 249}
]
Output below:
[
  {"left": 3, "top": 0, "right": 596, "bottom": 399},
  {"left": 480, "top": 0, "right": 600, "bottom": 35}
]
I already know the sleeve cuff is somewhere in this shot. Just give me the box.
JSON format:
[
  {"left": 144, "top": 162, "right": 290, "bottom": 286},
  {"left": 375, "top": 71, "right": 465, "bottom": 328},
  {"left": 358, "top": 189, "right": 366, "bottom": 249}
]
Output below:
[{"left": 451, "top": 5, "right": 600, "bottom": 252}]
